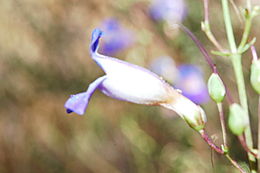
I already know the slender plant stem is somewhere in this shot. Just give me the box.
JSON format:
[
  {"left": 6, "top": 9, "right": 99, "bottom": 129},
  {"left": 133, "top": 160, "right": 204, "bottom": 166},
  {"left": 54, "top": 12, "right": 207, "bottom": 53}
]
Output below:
[
  {"left": 247, "top": 0, "right": 252, "bottom": 11},
  {"left": 199, "top": 130, "right": 247, "bottom": 173},
  {"left": 225, "top": 154, "right": 247, "bottom": 173},
  {"left": 258, "top": 96, "right": 260, "bottom": 171},
  {"left": 251, "top": 46, "right": 258, "bottom": 61},
  {"left": 221, "top": 0, "right": 237, "bottom": 53},
  {"left": 238, "top": 14, "right": 252, "bottom": 51},
  {"left": 231, "top": 54, "right": 256, "bottom": 172},
  {"left": 221, "top": 0, "right": 256, "bottom": 171},
  {"left": 238, "top": 135, "right": 257, "bottom": 158},
  {"left": 178, "top": 24, "right": 215, "bottom": 71},
  {"left": 203, "top": 0, "right": 209, "bottom": 22},
  {"left": 217, "top": 103, "right": 227, "bottom": 148},
  {"left": 202, "top": 0, "right": 225, "bottom": 51},
  {"left": 229, "top": 0, "right": 243, "bottom": 24},
  {"left": 178, "top": 24, "right": 234, "bottom": 104},
  {"left": 199, "top": 130, "right": 224, "bottom": 154}
]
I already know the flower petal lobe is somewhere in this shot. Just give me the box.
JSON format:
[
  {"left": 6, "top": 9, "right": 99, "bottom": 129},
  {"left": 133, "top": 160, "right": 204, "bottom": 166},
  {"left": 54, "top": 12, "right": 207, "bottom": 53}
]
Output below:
[{"left": 64, "top": 76, "right": 107, "bottom": 115}]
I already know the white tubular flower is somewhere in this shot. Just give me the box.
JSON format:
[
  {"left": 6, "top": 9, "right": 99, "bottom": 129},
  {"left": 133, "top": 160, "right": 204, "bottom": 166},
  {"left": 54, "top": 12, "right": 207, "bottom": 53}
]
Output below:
[{"left": 64, "top": 29, "right": 207, "bottom": 131}]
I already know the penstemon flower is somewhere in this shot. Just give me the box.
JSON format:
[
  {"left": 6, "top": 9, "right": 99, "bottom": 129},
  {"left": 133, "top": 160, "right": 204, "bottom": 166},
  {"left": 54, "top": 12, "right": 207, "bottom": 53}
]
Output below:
[{"left": 64, "top": 29, "right": 207, "bottom": 131}]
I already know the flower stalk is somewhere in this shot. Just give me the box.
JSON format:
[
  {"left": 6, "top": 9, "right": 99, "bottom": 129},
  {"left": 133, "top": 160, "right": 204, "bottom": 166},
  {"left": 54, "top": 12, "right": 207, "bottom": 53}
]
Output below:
[
  {"left": 201, "top": 0, "right": 224, "bottom": 52},
  {"left": 199, "top": 129, "right": 224, "bottom": 154},
  {"left": 178, "top": 24, "right": 234, "bottom": 104},
  {"left": 217, "top": 103, "right": 227, "bottom": 148},
  {"left": 221, "top": 0, "right": 256, "bottom": 171},
  {"left": 225, "top": 154, "right": 247, "bottom": 173},
  {"left": 199, "top": 130, "right": 247, "bottom": 173},
  {"left": 258, "top": 97, "right": 260, "bottom": 169},
  {"left": 238, "top": 9, "right": 253, "bottom": 52},
  {"left": 251, "top": 46, "right": 260, "bottom": 170},
  {"left": 238, "top": 135, "right": 257, "bottom": 158}
]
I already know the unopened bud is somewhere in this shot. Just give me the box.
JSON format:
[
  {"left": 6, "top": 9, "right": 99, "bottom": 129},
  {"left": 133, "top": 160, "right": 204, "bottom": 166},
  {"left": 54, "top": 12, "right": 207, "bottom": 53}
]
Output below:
[
  {"left": 228, "top": 103, "right": 248, "bottom": 136},
  {"left": 252, "top": 6, "right": 260, "bottom": 17},
  {"left": 183, "top": 106, "right": 207, "bottom": 131},
  {"left": 162, "top": 95, "right": 207, "bottom": 131},
  {"left": 207, "top": 73, "right": 226, "bottom": 103},
  {"left": 250, "top": 59, "right": 260, "bottom": 94}
]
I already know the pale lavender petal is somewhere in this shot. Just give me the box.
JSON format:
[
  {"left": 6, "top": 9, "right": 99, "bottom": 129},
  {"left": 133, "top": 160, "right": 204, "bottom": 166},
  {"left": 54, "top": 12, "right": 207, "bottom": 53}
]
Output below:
[
  {"left": 64, "top": 76, "right": 107, "bottom": 115},
  {"left": 90, "top": 29, "right": 175, "bottom": 105},
  {"left": 90, "top": 29, "right": 161, "bottom": 79}
]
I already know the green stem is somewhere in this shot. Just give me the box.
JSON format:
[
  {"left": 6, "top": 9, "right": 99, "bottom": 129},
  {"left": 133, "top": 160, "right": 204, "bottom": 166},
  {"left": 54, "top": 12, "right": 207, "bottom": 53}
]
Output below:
[
  {"left": 202, "top": 21, "right": 225, "bottom": 52},
  {"left": 226, "top": 154, "right": 247, "bottom": 173},
  {"left": 247, "top": 0, "right": 252, "bottom": 11},
  {"left": 200, "top": 130, "right": 247, "bottom": 173},
  {"left": 217, "top": 103, "right": 227, "bottom": 148},
  {"left": 221, "top": 0, "right": 237, "bottom": 53},
  {"left": 238, "top": 15, "right": 252, "bottom": 51},
  {"left": 231, "top": 54, "right": 256, "bottom": 172},
  {"left": 221, "top": 0, "right": 256, "bottom": 171},
  {"left": 258, "top": 96, "right": 260, "bottom": 171},
  {"left": 201, "top": 0, "right": 225, "bottom": 51}
]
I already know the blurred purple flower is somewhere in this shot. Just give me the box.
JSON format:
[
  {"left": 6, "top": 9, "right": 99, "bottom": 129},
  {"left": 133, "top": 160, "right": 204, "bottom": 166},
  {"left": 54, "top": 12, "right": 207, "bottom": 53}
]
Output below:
[
  {"left": 150, "top": 56, "right": 178, "bottom": 84},
  {"left": 100, "top": 19, "right": 134, "bottom": 56},
  {"left": 149, "top": 0, "right": 187, "bottom": 24},
  {"left": 175, "top": 65, "right": 209, "bottom": 104}
]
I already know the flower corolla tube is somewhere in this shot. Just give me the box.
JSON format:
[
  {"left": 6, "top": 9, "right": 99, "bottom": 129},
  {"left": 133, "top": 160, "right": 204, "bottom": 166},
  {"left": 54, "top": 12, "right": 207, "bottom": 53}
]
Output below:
[{"left": 64, "top": 29, "right": 207, "bottom": 131}]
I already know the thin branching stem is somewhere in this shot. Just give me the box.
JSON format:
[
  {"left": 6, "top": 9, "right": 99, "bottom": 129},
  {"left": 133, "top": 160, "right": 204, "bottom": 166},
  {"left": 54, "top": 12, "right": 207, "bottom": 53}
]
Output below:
[
  {"left": 221, "top": 0, "right": 256, "bottom": 171},
  {"left": 199, "top": 130, "right": 224, "bottom": 154},
  {"left": 258, "top": 97, "right": 260, "bottom": 169},
  {"left": 202, "top": 0, "right": 225, "bottom": 51},
  {"left": 217, "top": 103, "right": 227, "bottom": 148},
  {"left": 225, "top": 154, "right": 247, "bottom": 173},
  {"left": 199, "top": 130, "right": 247, "bottom": 173},
  {"left": 251, "top": 46, "right": 258, "bottom": 62},
  {"left": 238, "top": 135, "right": 257, "bottom": 158},
  {"left": 229, "top": 0, "right": 243, "bottom": 24},
  {"left": 238, "top": 13, "right": 253, "bottom": 51},
  {"left": 203, "top": 0, "right": 209, "bottom": 22},
  {"left": 251, "top": 46, "right": 260, "bottom": 170},
  {"left": 247, "top": 0, "right": 252, "bottom": 11},
  {"left": 177, "top": 24, "right": 234, "bottom": 104}
]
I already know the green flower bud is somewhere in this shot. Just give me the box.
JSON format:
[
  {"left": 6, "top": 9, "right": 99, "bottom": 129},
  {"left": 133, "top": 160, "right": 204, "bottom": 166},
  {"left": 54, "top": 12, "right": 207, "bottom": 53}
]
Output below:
[
  {"left": 182, "top": 106, "right": 207, "bottom": 131},
  {"left": 162, "top": 95, "right": 207, "bottom": 132},
  {"left": 228, "top": 103, "right": 248, "bottom": 136},
  {"left": 252, "top": 6, "right": 260, "bottom": 17},
  {"left": 250, "top": 60, "right": 260, "bottom": 94},
  {"left": 207, "top": 73, "right": 226, "bottom": 103}
]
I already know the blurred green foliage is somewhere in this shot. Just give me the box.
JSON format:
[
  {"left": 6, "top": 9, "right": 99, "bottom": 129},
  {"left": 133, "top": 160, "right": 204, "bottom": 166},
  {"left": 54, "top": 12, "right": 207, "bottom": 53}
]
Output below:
[{"left": 1, "top": 0, "right": 260, "bottom": 172}]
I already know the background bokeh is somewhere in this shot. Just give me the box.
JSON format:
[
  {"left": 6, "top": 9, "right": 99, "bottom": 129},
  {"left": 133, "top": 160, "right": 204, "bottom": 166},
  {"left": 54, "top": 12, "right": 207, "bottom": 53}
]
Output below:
[{"left": 1, "top": 0, "right": 260, "bottom": 172}]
